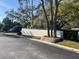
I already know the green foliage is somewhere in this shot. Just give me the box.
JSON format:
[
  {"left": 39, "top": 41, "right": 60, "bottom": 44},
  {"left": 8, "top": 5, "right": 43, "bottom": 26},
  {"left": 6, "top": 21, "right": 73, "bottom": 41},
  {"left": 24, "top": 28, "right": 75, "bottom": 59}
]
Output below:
[
  {"left": 58, "top": 0, "right": 79, "bottom": 29},
  {"left": 2, "top": 17, "right": 13, "bottom": 24},
  {"left": 2, "top": 17, "right": 14, "bottom": 32},
  {"left": 8, "top": 22, "right": 22, "bottom": 34},
  {"left": 33, "top": 0, "right": 79, "bottom": 30},
  {"left": 2, "top": 17, "right": 22, "bottom": 34},
  {"left": 0, "top": 23, "right": 3, "bottom": 31},
  {"left": 23, "top": 21, "right": 31, "bottom": 28},
  {"left": 33, "top": 16, "right": 47, "bottom": 29},
  {"left": 9, "top": 25, "right": 22, "bottom": 35},
  {"left": 59, "top": 0, "right": 79, "bottom": 19}
]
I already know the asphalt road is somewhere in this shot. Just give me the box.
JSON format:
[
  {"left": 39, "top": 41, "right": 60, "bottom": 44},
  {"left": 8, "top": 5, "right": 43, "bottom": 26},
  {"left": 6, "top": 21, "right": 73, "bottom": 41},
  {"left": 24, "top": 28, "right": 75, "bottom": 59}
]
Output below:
[{"left": 0, "top": 34, "right": 79, "bottom": 59}]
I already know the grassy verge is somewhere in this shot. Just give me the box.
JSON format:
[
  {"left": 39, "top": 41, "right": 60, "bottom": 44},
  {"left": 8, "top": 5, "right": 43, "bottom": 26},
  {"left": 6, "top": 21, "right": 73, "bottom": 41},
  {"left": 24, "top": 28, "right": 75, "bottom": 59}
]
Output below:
[
  {"left": 40, "top": 36, "right": 56, "bottom": 43},
  {"left": 33, "top": 36, "right": 79, "bottom": 50},
  {"left": 32, "top": 36, "right": 41, "bottom": 39},
  {"left": 58, "top": 40, "right": 79, "bottom": 50},
  {"left": 32, "top": 36, "right": 55, "bottom": 43}
]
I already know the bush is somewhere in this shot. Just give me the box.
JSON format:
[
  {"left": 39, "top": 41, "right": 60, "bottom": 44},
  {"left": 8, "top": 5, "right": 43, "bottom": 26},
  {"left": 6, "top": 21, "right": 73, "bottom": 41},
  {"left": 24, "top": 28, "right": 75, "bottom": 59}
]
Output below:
[
  {"left": 0, "top": 23, "right": 3, "bottom": 31},
  {"left": 9, "top": 25, "right": 22, "bottom": 35},
  {"left": 2, "top": 17, "right": 14, "bottom": 32}
]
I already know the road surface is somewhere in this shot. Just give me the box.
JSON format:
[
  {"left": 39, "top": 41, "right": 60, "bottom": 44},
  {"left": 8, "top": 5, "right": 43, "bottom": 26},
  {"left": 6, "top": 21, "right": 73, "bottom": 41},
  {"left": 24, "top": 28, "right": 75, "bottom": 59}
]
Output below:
[{"left": 0, "top": 34, "right": 79, "bottom": 59}]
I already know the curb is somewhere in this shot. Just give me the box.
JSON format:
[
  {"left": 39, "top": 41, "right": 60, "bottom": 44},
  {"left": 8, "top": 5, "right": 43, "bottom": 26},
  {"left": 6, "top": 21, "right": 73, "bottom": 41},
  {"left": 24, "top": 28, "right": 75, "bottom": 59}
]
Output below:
[{"left": 31, "top": 39, "right": 79, "bottom": 54}]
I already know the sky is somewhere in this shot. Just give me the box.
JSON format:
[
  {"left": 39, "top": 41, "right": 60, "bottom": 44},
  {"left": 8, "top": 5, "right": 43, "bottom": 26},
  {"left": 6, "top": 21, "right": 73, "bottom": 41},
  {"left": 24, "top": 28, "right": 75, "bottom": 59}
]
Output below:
[
  {"left": 0, "top": 0, "right": 19, "bottom": 22},
  {"left": 0, "top": 0, "right": 40, "bottom": 22}
]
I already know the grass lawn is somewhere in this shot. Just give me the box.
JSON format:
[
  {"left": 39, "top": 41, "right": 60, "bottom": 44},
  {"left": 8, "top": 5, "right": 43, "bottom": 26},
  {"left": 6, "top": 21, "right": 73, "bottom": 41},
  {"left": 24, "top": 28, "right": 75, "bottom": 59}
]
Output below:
[
  {"left": 58, "top": 40, "right": 79, "bottom": 50},
  {"left": 4, "top": 33, "right": 17, "bottom": 35}
]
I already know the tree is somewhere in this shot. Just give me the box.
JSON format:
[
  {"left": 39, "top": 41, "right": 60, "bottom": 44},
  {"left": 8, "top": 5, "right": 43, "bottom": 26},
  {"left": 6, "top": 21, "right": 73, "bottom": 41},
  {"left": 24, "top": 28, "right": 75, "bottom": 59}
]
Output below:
[
  {"left": 18, "top": 0, "right": 40, "bottom": 28},
  {"left": 40, "top": 0, "right": 62, "bottom": 38},
  {"left": 41, "top": 0, "right": 50, "bottom": 37},
  {"left": 57, "top": 0, "right": 79, "bottom": 29},
  {"left": 0, "top": 23, "right": 3, "bottom": 31},
  {"left": 5, "top": 9, "right": 29, "bottom": 27},
  {"left": 51, "top": 0, "right": 62, "bottom": 38},
  {"left": 2, "top": 17, "right": 14, "bottom": 32},
  {"left": 9, "top": 22, "right": 22, "bottom": 35}
]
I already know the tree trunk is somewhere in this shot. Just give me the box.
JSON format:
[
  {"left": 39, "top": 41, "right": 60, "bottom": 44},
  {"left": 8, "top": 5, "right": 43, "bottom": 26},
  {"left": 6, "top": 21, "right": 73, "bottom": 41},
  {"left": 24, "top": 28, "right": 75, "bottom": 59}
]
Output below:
[
  {"left": 53, "top": 0, "right": 59, "bottom": 38},
  {"left": 41, "top": 0, "right": 50, "bottom": 37},
  {"left": 50, "top": 0, "right": 54, "bottom": 37},
  {"left": 31, "top": 0, "right": 33, "bottom": 28}
]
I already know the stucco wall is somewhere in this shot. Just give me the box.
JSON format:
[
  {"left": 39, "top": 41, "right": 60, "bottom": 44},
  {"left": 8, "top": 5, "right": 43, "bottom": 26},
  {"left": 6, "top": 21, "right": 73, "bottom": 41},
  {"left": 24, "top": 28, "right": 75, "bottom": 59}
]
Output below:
[
  {"left": 21, "top": 28, "right": 63, "bottom": 38},
  {"left": 21, "top": 28, "right": 47, "bottom": 37}
]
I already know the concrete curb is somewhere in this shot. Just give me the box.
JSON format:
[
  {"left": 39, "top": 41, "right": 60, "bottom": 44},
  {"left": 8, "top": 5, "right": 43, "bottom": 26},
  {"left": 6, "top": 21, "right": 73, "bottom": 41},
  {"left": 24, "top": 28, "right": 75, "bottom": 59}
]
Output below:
[{"left": 31, "top": 39, "right": 79, "bottom": 54}]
